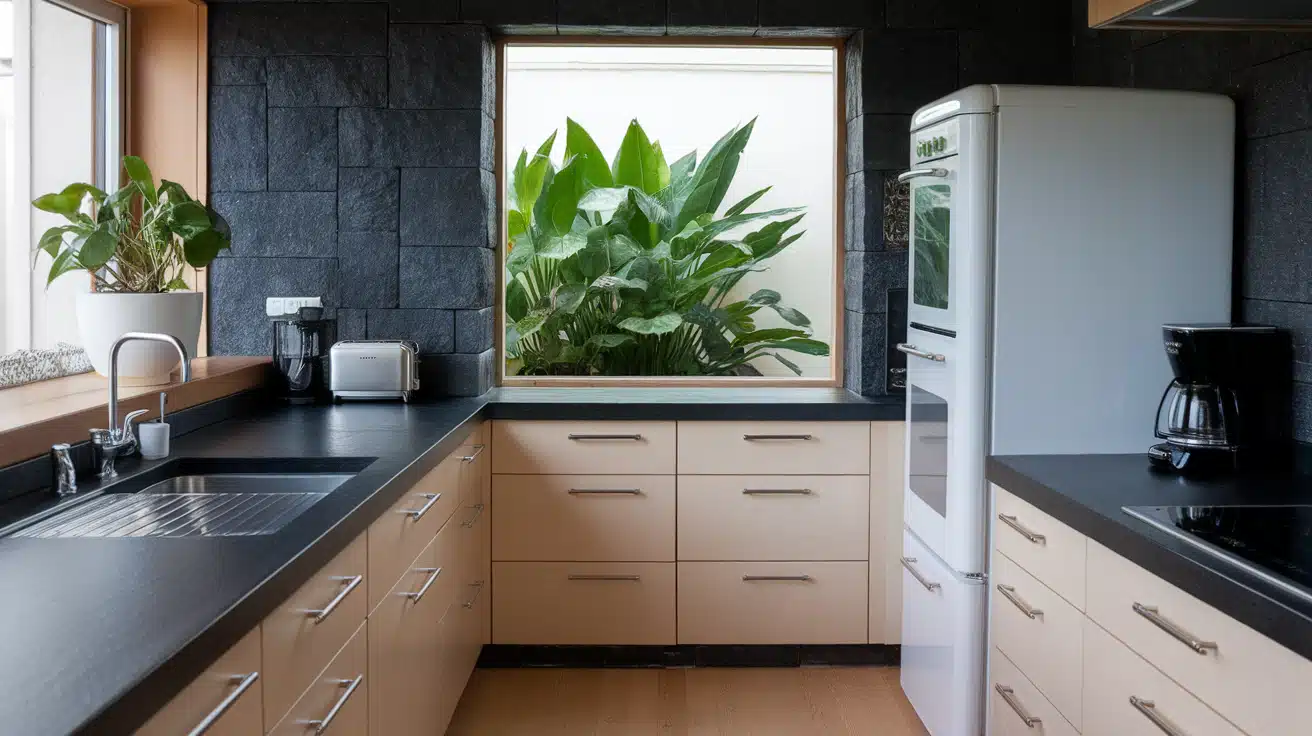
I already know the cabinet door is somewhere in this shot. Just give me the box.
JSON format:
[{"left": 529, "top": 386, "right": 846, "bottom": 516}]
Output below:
[
  {"left": 268, "top": 623, "right": 368, "bottom": 736},
  {"left": 368, "top": 539, "right": 443, "bottom": 736},
  {"left": 135, "top": 628, "right": 263, "bottom": 736}
]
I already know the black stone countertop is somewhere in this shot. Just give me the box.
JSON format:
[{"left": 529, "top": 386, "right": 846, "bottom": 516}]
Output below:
[
  {"left": 0, "top": 387, "right": 900, "bottom": 735},
  {"left": 987, "top": 454, "right": 1312, "bottom": 661}
]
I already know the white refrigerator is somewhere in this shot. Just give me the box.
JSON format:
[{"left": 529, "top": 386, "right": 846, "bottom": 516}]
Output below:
[{"left": 896, "top": 85, "right": 1235, "bottom": 735}]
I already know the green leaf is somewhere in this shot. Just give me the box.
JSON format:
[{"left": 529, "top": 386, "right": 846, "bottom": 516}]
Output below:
[
  {"left": 165, "top": 277, "right": 192, "bottom": 291},
  {"left": 123, "top": 156, "right": 157, "bottom": 203},
  {"left": 587, "top": 334, "right": 634, "bottom": 349},
  {"left": 748, "top": 288, "right": 782, "bottom": 306},
  {"left": 651, "top": 141, "right": 672, "bottom": 192},
  {"left": 770, "top": 304, "right": 811, "bottom": 328},
  {"left": 734, "top": 328, "right": 810, "bottom": 346},
  {"left": 508, "top": 210, "right": 527, "bottom": 241},
  {"left": 565, "top": 118, "right": 613, "bottom": 188},
  {"left": 670, "top": 150, "right": 697, "bottom": 183},
  {"left": 619, "top": 312, "right": 683, "bottom": 335},
  {"left": 506, "top": 237, "right": 537, "bottom": 275},
  {"left": 514, "top": 309, "right": 551, "bottom": 341},
  {"left": 536, "top": 231, "right": 588, "bottom": 260},
  {"left": 32, "top": 192, "right": 84, "bottom": 217},
  {"left": 724, "top": 186, "right": 771, "bottom": 218},
  {"left": 772, "top": 353, "right": 803, "bottom": 375},
  {"left": 541, "top": 155, "right": 586, "bottom": 236},
  {"left": 578, "top": 187, "right": 630, "bottom": 212},
  {"left": 763, "top": 338, "right": 829, "bottom": 356},
  {"left": 159, "top": 179, "right": 191, "bottom": 204},
  {"left": 78, "top": 227, "right": 117, "bottom": 268},
  {"left": 536, "top": 130, "right": 558, "bottom": 158},
  {"left": 551, "top": 283, "right": 587, "bottom": 313},
  {"left": 592, "top": 275, "right": 648, "bottom": 291},
  {"left": 169, "top": 201, "right": 213, "bottom": 240},
  {"left": 611, "top": 120, "right": 663, "bottom": 195},
  {"left": 183, "top": 229, "right": 229, "bottom": 268},
  {"left": 36, "top": 226, "right": 76, "bottom": 258},
  {"left": 46, "top": 248, "right": 82, "bottom": 287}
]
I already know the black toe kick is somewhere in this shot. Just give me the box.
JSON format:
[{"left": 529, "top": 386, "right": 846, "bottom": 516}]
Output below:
[{"left": 477, "top": 645, "right": 900, "bottom": 669}]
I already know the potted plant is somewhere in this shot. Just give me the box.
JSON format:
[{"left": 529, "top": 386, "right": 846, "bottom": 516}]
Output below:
[{"left": 32, "top": 155, "right": 230, "bottom": 385}]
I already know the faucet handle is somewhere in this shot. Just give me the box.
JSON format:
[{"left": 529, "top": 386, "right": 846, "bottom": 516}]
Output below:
[
  {"left": 50, "top": 444, "right": 77, "bottom": 498},
  {"left": 121, "top": 409, "right": 150, "bottom": 448}
]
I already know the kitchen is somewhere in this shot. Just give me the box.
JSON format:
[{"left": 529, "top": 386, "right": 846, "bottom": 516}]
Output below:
[{"left": 1, "top": 0, "right": 1311, "bottom": 734}]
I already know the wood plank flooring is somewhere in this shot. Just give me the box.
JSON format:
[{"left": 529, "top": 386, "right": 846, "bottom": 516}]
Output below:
[{"left": 448, "top": 667, "right": 929, "bottom": 735}]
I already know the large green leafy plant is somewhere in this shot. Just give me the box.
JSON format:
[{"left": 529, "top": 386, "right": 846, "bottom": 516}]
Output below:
[
  {"left": 506, "top": 118, "right": 828, "bottom": 376},
  {"left": 32, "top": 155, "right": 230, "bottom": 292}
]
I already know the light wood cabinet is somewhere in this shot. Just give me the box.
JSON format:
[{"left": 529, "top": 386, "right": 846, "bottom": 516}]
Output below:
[
  {"left": 492, "top": 420, "right": 676, "bottom": 474},
  {"left": 368, "top": 537, "right": 445, "bottom": 736},
  {"left": 676, "top": 421, "right": 871, "bottom": 475},
  {"left": 989, "top": 647, "right": 1079, "bottom": 736},
  {"left": 368, "top": 452, "right": 461, "bottom": 612},
  {"left": 268, "top": 623, "right": 368, "bottom": 736},
  {"left": 493, "top": 561, "right": 677, "bottom": 645},
  {"left": 135, "top": 627, "right": 263, "bottom": 736},
  {"left": 678, "top": 561, "right": 868, "bottom": 644}
]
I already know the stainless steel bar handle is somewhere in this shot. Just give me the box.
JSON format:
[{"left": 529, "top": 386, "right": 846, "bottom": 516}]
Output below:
[
  {"left": 186, "top": 672, "right": 260, "bottom": 736},
  {"left": 461, "top": 444, "right": 486, "bottom": 463},
  {"left": 1152, "top": 0, "right": 1200, "bottom": 17},
  {"left": 399, "top": 567, "right": 441, "bottom": 602},
  {"left": 397, "top": 492, "right": 441, "bottom": 520},
  {"left": 567, "top": 574, "right": 641, "bottom": 581},
  {"left": 1130, "top": 696, "right": 1188, "bottom": 736},
  {"left": 743, "top": 488, "right": 813, "bottom": 495},
  {"left": 897, "top": 168, "right": 949, "bottom": 183},
  {"left": 742, "top": 575, "right": 812, "bottom": 582},
  {"left": 896, "top": 343, "right": 946, "bottom": 362},
  {"left": 994, "top": 684, "right": 1041, "bottom": 728},
  {"left": 302, "top": 675, "right": 364, "bottom": 734},
  {"left": 997, "top": 514, "right": 1046, "bottom": 545},
  {"left": 1133, "top": 603, "right": 1218, "bottom": 654},
  {"left": 568, "top": 433, "right": 643, "bottom": 441},
  {"left": 997, "top": 584, "right": 1044, "bottom": 619},
  {"left": 568, "top": 488, "right": 644, "bottom": 495},
  {"left": 742, "top": 434, "right": 813, "bottom": 441},
  {"left": 461, "top": 503, "right": 486, "bottom": 528},
  {"left": 306, "top": 575, "right": 364, "bottom": 624},
  {"left": 463, "top": 581, "right": 486, "bottom": 609},
  {"left": 900, "top": 557, "right": 942, "bottom": 592}
]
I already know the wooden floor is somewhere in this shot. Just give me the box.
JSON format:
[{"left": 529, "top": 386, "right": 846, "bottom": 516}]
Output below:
[{"left": 448, "top": 667, "right": 928, "bottom": 735}]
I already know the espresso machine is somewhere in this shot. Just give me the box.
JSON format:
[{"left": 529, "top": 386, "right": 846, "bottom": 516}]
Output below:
[{"left": 1148, "top": 324, "right": 1290, "bottom": 474}]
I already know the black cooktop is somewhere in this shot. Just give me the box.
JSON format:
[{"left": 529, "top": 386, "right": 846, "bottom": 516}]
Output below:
[{"left": 1123, "top": 505, "right": 1312, "bottom": 605}]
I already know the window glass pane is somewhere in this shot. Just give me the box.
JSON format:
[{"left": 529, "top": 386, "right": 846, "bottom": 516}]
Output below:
[{"left": 912, "top": 184, "right": 951, "bottom": 310}]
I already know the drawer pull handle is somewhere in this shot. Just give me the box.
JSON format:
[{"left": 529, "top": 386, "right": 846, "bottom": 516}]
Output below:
[
  {"left": 461, "top": 503, "right": 486, "bottom": 528},
  {"left": 742, "top": 434, "right": 813, "bottom": 441},
  {"left": 1130, "top": 696, "right": 1188, "bottom": 736},
  {"left": 460, "top": 444, "right": 486, "bottom": 463},
  {"left": 1133, "top": 603, "right": 1218, "bottom": 654},
  {"left": 743, "top": 488, "right": 813, "bottom": 495},
  {"left": 742, "top": 575, "right": 812, "bottom": 582},
  {"left": 305, "top": 575, "right": 364, "bottom": 624},
  {"left": 301, "top": 675, "right": 364, "bottom": 734},
  {"left": 568, "top": 433, "right": 644, "bottom": 441},
  {"left": 997, "top": 584, "right": 1043, "bottom": 619},
  {"left": 994, "top": 684, "right": 1041, "bottom": 728},
  {"left": 463, "top": 580, "right": 486, "bottom": 609},
  {"left": 187, "top": 672, "right": 260, "bottom": 736},
  {"left": 568, "top": 488, "right": 644, "bottom": 495},
  {"left": 567, "top": 574, "right": 641, "bottom": 581},
  {"left": 397, "top": 492, "right": 441, "bottom": 520},
  {"left": 997, "top": 514, "right": 1046, "bottom": 545},
  {"left": 399, "top": 567, "right": 441, "bottom": 602},
  {"left": 901, "top": 556, "right": 941, "bottom": 592}
]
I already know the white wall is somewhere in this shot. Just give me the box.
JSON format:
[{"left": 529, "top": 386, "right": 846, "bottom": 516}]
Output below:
[{"left": 505, "top": 46, "right": 837, "bottom": 377}]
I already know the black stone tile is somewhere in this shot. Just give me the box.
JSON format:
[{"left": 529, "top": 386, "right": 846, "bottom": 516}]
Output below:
[
  {"left": 268, "top": 108, "right": 337, "bottom": 192},
  {"left": 758, "top": 0, "right": 880, "bottom": 29},
  {"left": 1240, "top": 137, "right": 1265, "bottom": 261},
  {"left": 977, "top": 0, "right": 1068, "bottom": 30},
  {"left": 210, "top": 4, "right": 388, "bottom": 56},
  {"left": 399, "top": 168, "right": 496, "bottom": 247},
  {"left": 211, "top": 192, "right": 338, "bottom": 258},
  {"left": 799, "top": 644, "right": 900, "bottom": 666},
  {"left": 389, "top": 0, "right": 459, "bottom": 23},
  {"left": 424, "top": 349, "right": 495, "bottom": 396},
  {"left": 389, "top": 25, "right": 491, "bottom": 112},
  {"left": 366, "top": 308, "right": 455, "bottom": 353},
  {"left": 844, "top": 250, "right": 906, "bottom": 313},
  {"left": 847, "top": 114, "right": 911, "bottom": 173},
  {"left": 1131, "top": 32, "right": 1236, "bottom": 92},
  {"left": 1242, "top": 299, "right": 1312, "bottom": 384},
  {"left": 1236, "top": 32, "right": 1312, "bottom": 69},
  {"left": 399, "top": 247, "right": 495, "bottom": 309},
  {"left": 209, "top": 85, "right": 266, "bottom": 192},
  {"left": 481, "top": 113, "right": 496, "bottom": 171},
  {"left": 844, "top": 309, "right": 887, "bottom": 396},
  {"left": 211, "top": 57, "right": 266, "bottom": 86},
  {"left": 885, "top": 0, "right": 979, "bottom": 29},
  {"left": 339, "top": 232, "right": 399, "bottom": 309},
  {"left": 1243, "top": 130, "right": 1312, "bottom": 303},
  {"left": 339, "top": 109, "right": 486, "bottom": 167},
  {"left": 338, "top": 308, "right": 367, "bottom": 341},
  {"left": 339, "top": 168, "right": 400, "bottom": 233},
  {"left": 668, "top": 0, "right": 756, "bottom": 31},
  {"left": 959, "top": 29, "right": 1072, "bottom": 87},
  {"left": 266, "top": 57, "right": 387, "bottom": 107},
  {"left": 845, "top": 170, "right": 884, "bottom": 251},
  {"left": 1295, "top": 381, "right": 1312, "bottom": 444},
  {"left": 754, "top": 26, "right": 850, "bottom": 38},
  {"left": 855, "top": 30, "right": 958, "bottom": 115},
  {"left": 559, "top": 0, "right": 667, "bottom": 32},
  {"left": 1072, "top": 28, "right": 1134, "bottom": 87},
  {"left": 209, "top": 257, "right": 338, "bottom": 356},
  {"left": 844, "top": 30, "right": 865, "bottom": 120},
  {"left": 460, "top": 0, "right": 557, "bottom": 30},
  {"left": 1232, "top": 50, "right": 1312, "bottom": 139},
  {"left": 694, "top": 645, "right": 800, "bottom": 667},
  {"left": 455, "top": 307, "right": 495, "bottom": 353}
]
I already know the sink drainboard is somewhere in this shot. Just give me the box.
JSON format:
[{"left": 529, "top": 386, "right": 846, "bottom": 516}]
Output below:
[{"left": 11, "top": 492, "right": 329, "bottom": 538}]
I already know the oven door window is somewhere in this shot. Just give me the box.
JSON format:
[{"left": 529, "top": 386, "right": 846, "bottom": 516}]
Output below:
[
  {"left": 908, "top": 384, "right": 949, "bottom": 517},
  {"left": 911, "top": 183, "right": 952, "bottom": 310}
]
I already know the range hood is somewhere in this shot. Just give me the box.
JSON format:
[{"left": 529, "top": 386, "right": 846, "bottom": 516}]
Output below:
[{"left": 1096, "top": 0, "right": 1312, "bottom": 29}]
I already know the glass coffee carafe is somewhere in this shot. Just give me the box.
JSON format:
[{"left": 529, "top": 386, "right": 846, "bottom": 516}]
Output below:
[{"left": 272, "top": 307, "right": 336, "bottom": 403}]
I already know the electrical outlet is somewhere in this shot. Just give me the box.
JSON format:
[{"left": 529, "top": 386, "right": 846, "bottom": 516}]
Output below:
[
  {"left": 265, "top": 298, "right": 284, "bottom": 317},
  {"left": 266, "top": 296, "right": 322, "bottom": 317}
]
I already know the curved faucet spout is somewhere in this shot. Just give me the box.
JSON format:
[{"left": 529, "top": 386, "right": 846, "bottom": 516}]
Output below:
[{"left": 107, "top": 332, "right": 192, "bottom": 440}]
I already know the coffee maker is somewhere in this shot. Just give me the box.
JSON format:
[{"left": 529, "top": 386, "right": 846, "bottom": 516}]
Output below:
[{"left": 1148, "top": 324, "right": 1289, "bottom": 474}]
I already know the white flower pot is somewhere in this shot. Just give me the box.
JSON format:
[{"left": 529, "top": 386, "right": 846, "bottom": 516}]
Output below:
[{"left": 76, "top": 291, "right": 203, "bottom": 386}]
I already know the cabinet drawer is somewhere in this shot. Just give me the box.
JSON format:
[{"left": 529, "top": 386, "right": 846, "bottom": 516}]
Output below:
[
  {"left": 990, "top": 551, "right": 1083, "bottom": 730},
  {"left": 268, "top": 622, "right": 368, "bottom": 736},
  {"left": 677, "top": 475, "right": 867, "bottom": 561},
  {"left": 492, "top": 562, "right": 675, "bottom": 645},
  {"left": 368, "top": 452, "right": 460, "bottom": 611},
  {"left": 135, "top": 627, "right": 263, "bottom": 736},
  {"left": 368, "top": 535, "right": 446, "bottom": 736},
  {"left": 677, "top": 422, "right": 870, "bottom": 475},
  {"left": 458, "top": 426, "right": 488, "bottom": 508},
  {"left": 1086, "top": 540, "right": 1312, "bottom": 736},
  {"left": 677, "top": 561, "right": 867, "bottom": 644},
  {"left": 492, "top": 421, "right": 675, "bottom": 474},
  {"left": 988, "top": 647, "right": 1079, "bottom": 736},
  {"left": 493, "top": 475, "right": 675, "bottom": 562},
  {"left": 261, "top": 532, "right": 368, "bottom": 728},
  {"left": 1084, "top": 617, "right": 1243, "bottom": 736},
  {"left": 993, "top": 485, "right": 1087, "bottom": 610}
]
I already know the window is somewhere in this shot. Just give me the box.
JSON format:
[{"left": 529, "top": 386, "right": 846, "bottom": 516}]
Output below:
[
  {"left": 0, "top": 0, "right": 125, "bottom": 356},
  {"left": 500, "top": 43, "right": 840, "bottom": 384}
]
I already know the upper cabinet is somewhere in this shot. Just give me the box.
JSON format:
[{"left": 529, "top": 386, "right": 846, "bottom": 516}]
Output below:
[{"left": 1090, "top": 0, "right": 1312, "bottom": 29}]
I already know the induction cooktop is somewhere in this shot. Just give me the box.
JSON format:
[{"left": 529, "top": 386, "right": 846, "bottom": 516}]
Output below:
[{"left": 1122, "top": 504, "right": 1312, "bottom": 606}]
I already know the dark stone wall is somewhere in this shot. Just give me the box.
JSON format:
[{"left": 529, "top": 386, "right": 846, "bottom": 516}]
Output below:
[{"left": 205, "top": 0, "right": 1074, "bottom": 396}]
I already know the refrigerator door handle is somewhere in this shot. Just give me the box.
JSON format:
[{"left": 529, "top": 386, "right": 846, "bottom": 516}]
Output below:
[
  {"left": 897, "top": 168, "right": 949, "bottom": 183},
  {"left": 900, "top": 556, "right": 942, "bottom": 592}
]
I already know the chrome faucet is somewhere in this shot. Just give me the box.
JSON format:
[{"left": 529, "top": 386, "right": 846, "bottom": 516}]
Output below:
[{"left": 90, "top": 332, "right": 191, "bottom": 479}]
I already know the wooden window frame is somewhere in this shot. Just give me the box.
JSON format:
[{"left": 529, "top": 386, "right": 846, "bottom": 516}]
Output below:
[{"left": 495, "top": 36, "right": 847, "bottom": 388}]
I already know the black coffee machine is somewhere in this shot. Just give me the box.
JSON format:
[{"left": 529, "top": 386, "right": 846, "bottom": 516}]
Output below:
[{"left": 1148, "top": 324, "right": 1290, "bottom": 474}]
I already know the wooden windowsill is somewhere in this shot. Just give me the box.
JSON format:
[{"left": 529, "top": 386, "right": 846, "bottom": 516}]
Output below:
[{"left": 0, "top": 356, "right": 269, "bottom": 468}]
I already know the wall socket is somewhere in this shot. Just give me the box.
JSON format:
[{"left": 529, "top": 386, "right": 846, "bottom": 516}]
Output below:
[{"left": 265, "top": 297, "right": 323, "bottom": 317}]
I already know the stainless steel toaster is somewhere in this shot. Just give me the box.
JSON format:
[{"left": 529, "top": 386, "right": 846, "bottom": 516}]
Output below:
[{"left": 329, "top": 340, "right": 420, "bottom": 402}]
